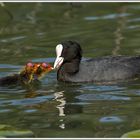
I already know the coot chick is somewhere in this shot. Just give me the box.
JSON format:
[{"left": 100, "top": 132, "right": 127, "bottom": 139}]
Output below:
[
  {"left": 0, "top": 62, "right": 52, "bottom": 86},
  {"left": 53, "top": 41, "right": 140, "bottom": 83}
]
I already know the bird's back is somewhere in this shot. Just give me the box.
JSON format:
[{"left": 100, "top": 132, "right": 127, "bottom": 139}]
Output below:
[{"left": 64, "top": 56, "right": 140, "bottom": 82}]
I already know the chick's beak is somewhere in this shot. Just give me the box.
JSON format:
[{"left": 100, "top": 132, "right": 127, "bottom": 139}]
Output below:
[
  {"left": 43, "top": 63, "right": 53, "bottom": 72},
  {"left": 53, "top": 56, "right": 64, "bottom": 69}
]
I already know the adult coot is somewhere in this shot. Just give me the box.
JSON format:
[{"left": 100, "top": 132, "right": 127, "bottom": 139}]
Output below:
[{"left": 53, "top": 41, "right": 140, "bottom": 83}]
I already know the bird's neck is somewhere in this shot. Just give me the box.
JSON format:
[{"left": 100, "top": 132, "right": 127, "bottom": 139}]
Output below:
[{"left": 57, "top": 58, "right": 81, "bottom": 81}]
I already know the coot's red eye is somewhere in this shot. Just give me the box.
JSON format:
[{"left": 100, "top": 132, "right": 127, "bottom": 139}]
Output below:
[{"left": 26, "top": 62, "right": 34, "bottom": 67}]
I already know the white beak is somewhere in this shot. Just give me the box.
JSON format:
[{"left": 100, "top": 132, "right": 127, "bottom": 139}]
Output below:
[
  {"left": 53, "top": 56, "right": 64, "bottom": 69},
  {"left": 53, "top": 44, "right": 64, "bottom": 69}
]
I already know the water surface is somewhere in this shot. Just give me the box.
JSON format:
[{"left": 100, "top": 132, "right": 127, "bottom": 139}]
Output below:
[{"left": 0, "top": 3, "right": 140, "bottom": 138}]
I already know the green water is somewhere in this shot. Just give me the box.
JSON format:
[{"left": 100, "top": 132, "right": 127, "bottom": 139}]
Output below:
[{"left": 0, "top": 2, "right": 140, "bottom": 138}]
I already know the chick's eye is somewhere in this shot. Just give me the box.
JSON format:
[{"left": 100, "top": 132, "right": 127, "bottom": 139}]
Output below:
[
  {"left": 42, "top": 63, "right": 48, "bottom": 68},
  {"left": 26, "top": 62, "right": 34, "bottom": 67}
]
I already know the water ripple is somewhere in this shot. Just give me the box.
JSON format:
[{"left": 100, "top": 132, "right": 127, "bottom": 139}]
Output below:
[
  {"left": 84, "top": 13, "right": 131, "bottom": 21},
  {"left": 0, "top": 95, "right": 54, "bottom": 106},
  {"left": 99, "top": 116, "right": 123, "bottom": 123},
  {"left": 0, "top": 36, "right": 26, "bottom": 43},
  {"left": 32, "top": 57, "right": 55, "bottom": 63},
  {"left": 80, "top": 85, "right": 125, "bottom": 92},
  {"left": 0, "top": 64, "right": 21, "bottom": 69},
  {"left": 76, "top": 93, "right": 130, "bottom": 101}
]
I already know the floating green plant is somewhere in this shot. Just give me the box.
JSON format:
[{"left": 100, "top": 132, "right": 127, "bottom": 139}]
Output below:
[
  {"left": 121, "top": 130, "right": 140, "bottom": 138},
  {"left": 0, "top": 124, "right": 34, "bottom": 138}
]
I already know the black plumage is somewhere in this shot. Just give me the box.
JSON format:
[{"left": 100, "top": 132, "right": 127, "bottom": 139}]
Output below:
[{"left": 56, "top": 41, "right": 140, "bottom": 83}]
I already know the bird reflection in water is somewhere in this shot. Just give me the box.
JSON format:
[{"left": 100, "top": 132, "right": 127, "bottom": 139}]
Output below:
[
  {"left": 54, "top": 91, "right": 66, "bottom": 129},
  {"left": 24, "top": 89, "right": 67, "bottom": 129}
]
